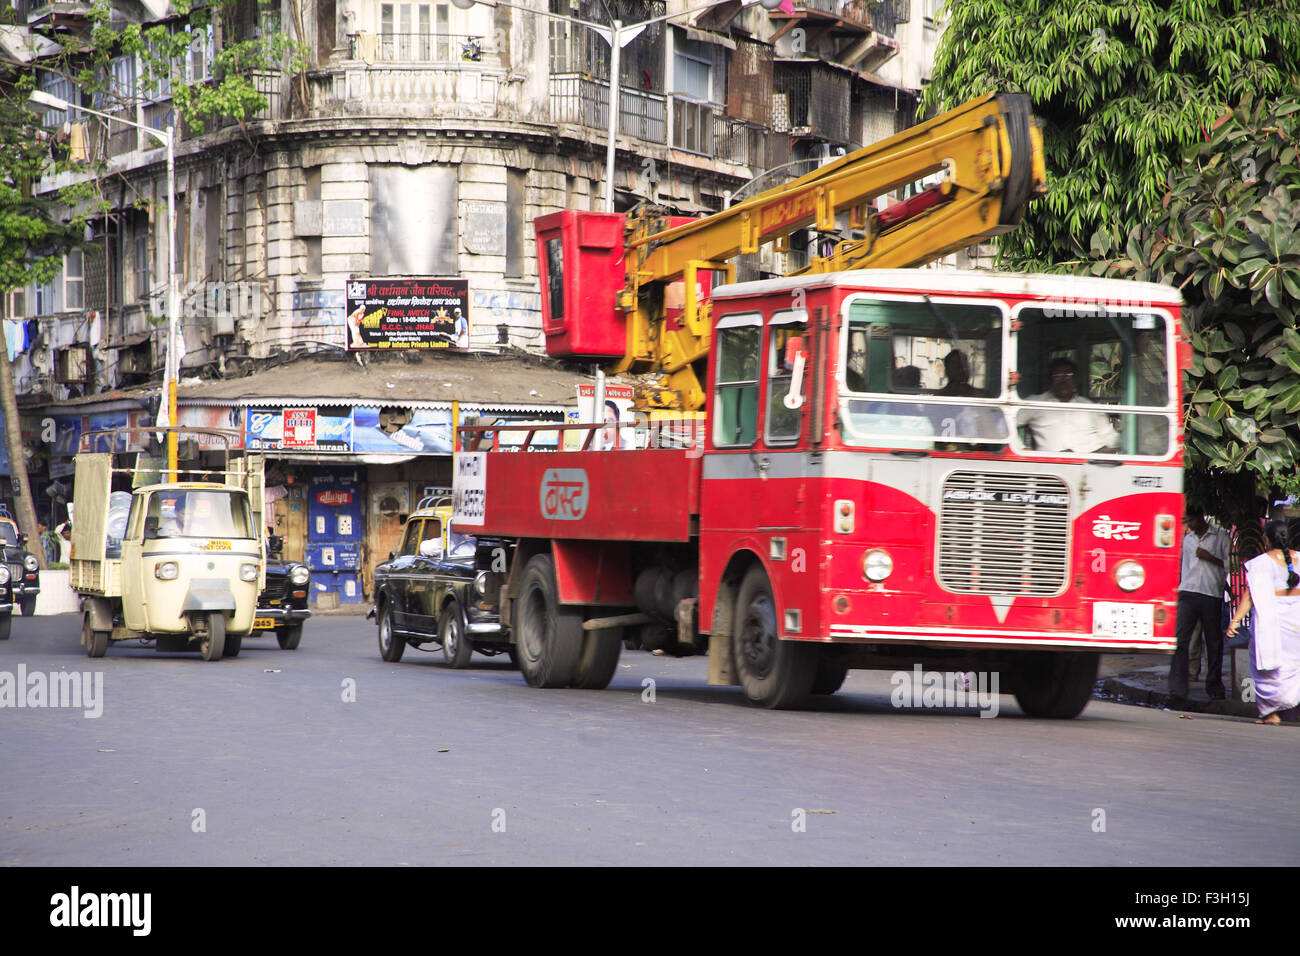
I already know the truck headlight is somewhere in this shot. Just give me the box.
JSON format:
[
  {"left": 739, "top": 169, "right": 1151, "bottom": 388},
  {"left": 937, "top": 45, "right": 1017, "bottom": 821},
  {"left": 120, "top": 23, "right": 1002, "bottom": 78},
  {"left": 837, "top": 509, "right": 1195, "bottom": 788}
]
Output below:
[
  {"left": 240, "top": 563, "right": 260, "bottom": 582},
  {"left": 1114, "top": 560, "right": 1145, "bottom": 592},
  {"left": 155, "top": 561, "right": 179, "bottom": 581},
  {"left": 863, "top": 549, "right": 893, "bottom": 582},
  {"left": 0, "top": 566, "right": 10, "bottom": 584},
  {"left": 289, "top": 565, "right": 311, "bottom": 586},
  {"left": 24, "top": 554, "right": 38, "bottom": 571}
]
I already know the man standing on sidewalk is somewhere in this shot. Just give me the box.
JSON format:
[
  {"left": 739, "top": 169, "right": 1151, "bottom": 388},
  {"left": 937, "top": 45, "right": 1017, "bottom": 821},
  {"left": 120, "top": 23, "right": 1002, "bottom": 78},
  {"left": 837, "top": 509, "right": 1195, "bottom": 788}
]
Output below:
[{"left": 1169, "top": 512, "right": 1230, "bottom": 700}]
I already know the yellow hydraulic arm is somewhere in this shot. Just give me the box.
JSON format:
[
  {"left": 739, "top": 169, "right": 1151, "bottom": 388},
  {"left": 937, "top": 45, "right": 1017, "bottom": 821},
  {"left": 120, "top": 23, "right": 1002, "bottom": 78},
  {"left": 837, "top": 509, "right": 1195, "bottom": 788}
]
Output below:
[{"left": 611, "top": 92, "right": 1046, "bottom": 409}]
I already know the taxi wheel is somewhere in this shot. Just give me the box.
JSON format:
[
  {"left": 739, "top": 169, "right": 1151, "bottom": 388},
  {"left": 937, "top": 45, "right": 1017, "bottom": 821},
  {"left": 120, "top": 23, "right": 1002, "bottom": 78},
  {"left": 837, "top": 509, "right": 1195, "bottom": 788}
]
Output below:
[
  {"left": 222, "top": 634, "right": 243, "bottom": 658},
  {"left": 378, "top": 603, "right": 404, "bottom": 662},
  {"left": 515, "top": 553, "right": 582, "bottom": 688},
  {"left": 0, "top": 612, "right": 11, "bottom": 641},
  {"left": 732, "top": 565, "right": 816, "bottom": 709},
  {"left": 200, "top": 612, "right": 226, "bottom": 661},
  {"left": 1012, "top": 652, "right": 1099, "bottom": 719},
  {"left": 440, "top": 602, "right": 474, "bottom": 668},
  {"left": 277, "top": 625, "right": 303, "bottom": 650},
  {"left": 19, "top": 596, "right": 36, "bottom": 617},
  {"left": 81, "top": 612, "right": 106, "bottom": 657}
]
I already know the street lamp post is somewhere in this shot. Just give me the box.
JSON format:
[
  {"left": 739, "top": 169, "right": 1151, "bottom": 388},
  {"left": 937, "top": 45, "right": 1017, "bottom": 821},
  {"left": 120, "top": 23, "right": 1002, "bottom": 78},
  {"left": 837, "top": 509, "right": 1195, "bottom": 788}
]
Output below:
[
  {"left": 451, "top": 0, "right": 786, "bottom": 211},
  {"left": 28, "top": 90, "right": 180, "bottom": 480}
]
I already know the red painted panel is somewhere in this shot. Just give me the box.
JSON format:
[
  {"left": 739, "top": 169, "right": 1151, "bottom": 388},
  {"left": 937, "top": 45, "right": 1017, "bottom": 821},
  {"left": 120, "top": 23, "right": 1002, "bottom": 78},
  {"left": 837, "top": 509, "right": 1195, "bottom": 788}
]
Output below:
[
  {"left": 552, "top": 539, "right": 635, "bottom": 605},
  {"left": 479, "top": 448, "right": 700, "bottom": 543}
]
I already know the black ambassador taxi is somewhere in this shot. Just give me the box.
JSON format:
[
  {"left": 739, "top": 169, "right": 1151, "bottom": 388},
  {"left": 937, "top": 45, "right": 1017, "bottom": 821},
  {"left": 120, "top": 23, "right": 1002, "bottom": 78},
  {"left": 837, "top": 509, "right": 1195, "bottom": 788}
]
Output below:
[
  {"left": 368, "top": 498, "right": 511, "bottom": 667},
  {"left": 252, "top": 533, "right": 312, "bottom": 649}
]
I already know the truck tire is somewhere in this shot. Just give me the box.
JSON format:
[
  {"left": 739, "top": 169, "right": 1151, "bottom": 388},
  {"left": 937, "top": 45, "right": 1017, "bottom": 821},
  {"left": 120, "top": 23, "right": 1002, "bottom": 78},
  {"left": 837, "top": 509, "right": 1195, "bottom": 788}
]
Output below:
[
  {"left": 732, "top": 565, "right": 816, "bottom": 709},
  {"left": 377, "top": 603, "right": 404, "bottom": 662},
  {"left": 277, "top": 625, "right": 303, "bottom": 650},
  {"left": 571, "top": 624, "right": 622, "bottom": 690},
  {"left": 19, "top": 596, "right": 36, "bottom": 617},
  {"left": 440, "top": 602, "right": 474, "bottom": 669},
  {"left": 200, "top": 612, "right": 226, "bottom": 661},
  {"left": 222, "top": 634, "right": 243, "bottom": 658},
  {"left": 1012, "top": 651, "right": 1099, "bottom": 719},
  {"left": 810, "top": 656, "right": 849, "bottom": 695},
  {"left": 81, "top": 612, "right": 106, "bottom": 657},
  {"left": 515, "top": 553, "right": 582, "bottom": 688}
]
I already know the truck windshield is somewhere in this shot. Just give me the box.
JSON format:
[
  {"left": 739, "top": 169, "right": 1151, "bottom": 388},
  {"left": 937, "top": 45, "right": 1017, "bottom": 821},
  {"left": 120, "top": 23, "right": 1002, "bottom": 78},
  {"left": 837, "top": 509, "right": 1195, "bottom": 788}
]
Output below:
[
  {"left": 839, "top": 297, "right": 1009, "bottom": 447},
  {"left": 147, "top": 490, "right": 254, "bottom": 539},
  {"left": 1013, "top": 306, "right": 1172, "bottom": 458}
]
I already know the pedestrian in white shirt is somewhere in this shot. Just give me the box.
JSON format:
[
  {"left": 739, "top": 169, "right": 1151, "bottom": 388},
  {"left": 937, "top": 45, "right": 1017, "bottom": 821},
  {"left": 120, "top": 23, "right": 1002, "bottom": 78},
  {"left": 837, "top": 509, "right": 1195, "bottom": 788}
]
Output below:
[
  {"left": 1168, "top": 512, "right": 1230, "bottom": 700},
  {"left": 1021, "top": 357, "right": 1119, "bottom": 453}
]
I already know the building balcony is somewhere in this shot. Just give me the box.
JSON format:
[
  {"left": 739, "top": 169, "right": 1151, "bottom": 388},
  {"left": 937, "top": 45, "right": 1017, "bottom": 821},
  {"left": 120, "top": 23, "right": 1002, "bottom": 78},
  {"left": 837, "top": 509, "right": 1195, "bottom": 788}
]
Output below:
[{"left": 548, "top": 74, "right": 666, "bottom": 144}]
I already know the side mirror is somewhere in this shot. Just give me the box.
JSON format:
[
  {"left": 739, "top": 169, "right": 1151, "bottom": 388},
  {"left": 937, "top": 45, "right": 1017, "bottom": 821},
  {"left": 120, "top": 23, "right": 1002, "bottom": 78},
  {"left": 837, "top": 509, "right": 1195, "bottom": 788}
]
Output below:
[
  {"left": 268, "top": 534, "right": 284, "bottom": 557},
  {"left": 144, "top": 516, "right": 160, "bottom": 539},
  {"left": 18, "top": 533, "right": 27, "bottom": 546}
]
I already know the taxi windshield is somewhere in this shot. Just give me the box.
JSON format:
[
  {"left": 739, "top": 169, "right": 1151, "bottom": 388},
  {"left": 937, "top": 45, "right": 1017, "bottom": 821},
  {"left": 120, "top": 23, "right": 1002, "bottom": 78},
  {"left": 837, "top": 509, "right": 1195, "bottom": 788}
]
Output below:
[{"left": 147, "top": 490, "right": 254, "bottom": 539}]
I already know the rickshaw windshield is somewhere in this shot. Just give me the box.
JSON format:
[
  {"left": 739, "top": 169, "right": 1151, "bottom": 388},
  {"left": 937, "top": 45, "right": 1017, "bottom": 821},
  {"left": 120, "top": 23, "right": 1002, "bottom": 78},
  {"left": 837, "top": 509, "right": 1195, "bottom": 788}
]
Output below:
[{"left": 147, "top": 490, "right": 254, "bottom": 539}]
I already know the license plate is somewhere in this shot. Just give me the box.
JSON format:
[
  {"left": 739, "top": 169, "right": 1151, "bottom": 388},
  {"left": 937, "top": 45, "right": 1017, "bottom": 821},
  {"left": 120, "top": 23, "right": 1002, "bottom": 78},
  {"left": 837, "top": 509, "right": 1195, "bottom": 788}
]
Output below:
[
  {"left": 253, "top": 617, "right": 276, "bottom": 630},
  {"left": 1093, "top": 602, "right": 1154, "bottom": 642}
]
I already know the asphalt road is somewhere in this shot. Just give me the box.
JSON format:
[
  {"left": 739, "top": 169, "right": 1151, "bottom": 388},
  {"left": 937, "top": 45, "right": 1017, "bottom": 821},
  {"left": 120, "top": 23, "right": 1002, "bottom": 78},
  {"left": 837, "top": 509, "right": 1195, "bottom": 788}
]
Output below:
[{"left": 2, "top": 611, "right": 1296, "bottom": 866}]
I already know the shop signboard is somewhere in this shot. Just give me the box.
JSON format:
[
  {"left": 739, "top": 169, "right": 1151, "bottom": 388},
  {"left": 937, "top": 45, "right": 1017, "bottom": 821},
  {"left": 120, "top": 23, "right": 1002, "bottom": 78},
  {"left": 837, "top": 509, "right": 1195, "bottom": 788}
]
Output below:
[
  {"left": 352, "top": 407, "right": 453, "bottom": 455},
  {"left": 344, "top": 278, "right": 470, "bottom": 350},
  {"left": 247, "top": 407, "right": 353, "bottom": 452}
]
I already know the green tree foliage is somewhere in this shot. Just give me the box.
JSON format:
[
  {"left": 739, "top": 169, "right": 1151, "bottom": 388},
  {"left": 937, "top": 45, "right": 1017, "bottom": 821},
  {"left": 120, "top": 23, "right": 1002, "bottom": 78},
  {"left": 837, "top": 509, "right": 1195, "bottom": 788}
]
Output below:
[
  {"left": 1089, "top": 94, "right": 1300, "bottom": 524},
  {"left": 922, "top": 0, "right": 1300, "bottom": 270},
  {"left": 0, "top": 75, "right": 87, "bottom": 297}
]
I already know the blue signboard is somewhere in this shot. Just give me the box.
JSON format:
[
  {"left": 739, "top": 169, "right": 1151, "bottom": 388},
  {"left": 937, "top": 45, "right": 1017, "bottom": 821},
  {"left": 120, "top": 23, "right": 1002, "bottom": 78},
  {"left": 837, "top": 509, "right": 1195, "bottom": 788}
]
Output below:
[{"left": 352, "top": 407, "right": 452, "bottom": 455}]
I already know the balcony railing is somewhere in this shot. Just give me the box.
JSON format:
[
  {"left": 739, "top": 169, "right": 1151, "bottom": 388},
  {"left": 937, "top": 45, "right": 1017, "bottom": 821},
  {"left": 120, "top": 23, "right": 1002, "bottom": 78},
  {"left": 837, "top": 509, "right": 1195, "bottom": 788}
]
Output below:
[
  {"left": 347, "top": 32, "right": 489, "bottom": 65},
  {"left": 791, "top": 0, "right": 906, "bottom": 38},
  {"left": 307, "top": 63, "right": 511, "bottom": 120},
  {"left": 549, "top": 75, "right": 666, "bottom": 144},
  {"left": 714, "top": 116, "right": 772, "bottom": 169}
]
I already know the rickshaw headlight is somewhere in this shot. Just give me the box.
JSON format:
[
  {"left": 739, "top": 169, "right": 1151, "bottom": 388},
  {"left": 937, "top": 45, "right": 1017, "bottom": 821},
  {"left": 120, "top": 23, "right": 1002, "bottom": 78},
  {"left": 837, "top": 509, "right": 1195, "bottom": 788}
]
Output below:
[
  {"left": 863, "top": 549, "right": 893, "bottom": 582},
  {"left": 154, "top": 561, "right": 179, "bottom": 581},
  {"left": 240, "top": 563, "right": 259, "bottom": 582},
  {"left": 289, "top": 564, "right": 310, "bottom": 586},
  {"left": 1114, "top": 560, "right": 1145, "bottom": 592},
  {"left": 23, "top": 554, "right": 38, "bottom": 571},
  {"left": 0, "top": 566, "right": 10, "bottom": 584}
]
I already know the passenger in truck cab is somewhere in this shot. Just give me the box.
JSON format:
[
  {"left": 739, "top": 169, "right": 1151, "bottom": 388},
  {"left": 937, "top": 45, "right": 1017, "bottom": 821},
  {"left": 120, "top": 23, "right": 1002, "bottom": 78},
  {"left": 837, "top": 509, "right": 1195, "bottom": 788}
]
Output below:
[{"left": 1020, "top": 357, "right": 1119, "bottom": 454}]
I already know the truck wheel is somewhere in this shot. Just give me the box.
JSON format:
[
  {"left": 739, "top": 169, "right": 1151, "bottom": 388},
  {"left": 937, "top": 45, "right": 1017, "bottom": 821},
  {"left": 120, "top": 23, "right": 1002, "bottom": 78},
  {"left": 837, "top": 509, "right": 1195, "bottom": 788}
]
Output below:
[
  {"left": 515, "top": 553, "right": 582, "bottom": 688},
  {"left": 810, "top": 656, "right": 849, "bottom": 695},
  {"left": 378, "top": 603, "right": 404, "bottom": 662},
  {"left": 440, "top": 602, "right": 474, "bottom": 669},
  {"left": 81, "top": 612, "right": 106, "bottom": 657},
  {"left": 506, "top": 646, "right": 520, "bottom": 669},
  {"left": 222, "top": 634, "right": 243, "bottom": 658},
  {"left": 19, "top": 596, "right": 36, "bottom": 617},
  {"left": 571, "top": 624, "right": 622, "bottom": 690},
  {"left": 200, "top": 612, "right": 226, "bottom": 661},
  {"left": 732, "top": 565, "right": 816, "bottom": 709},
  {"left": 1012, "top": 651, "right": 1099, "bottom": 719},
  {"left": 277, "top": 625, "right": 303, "bottom": 650}
]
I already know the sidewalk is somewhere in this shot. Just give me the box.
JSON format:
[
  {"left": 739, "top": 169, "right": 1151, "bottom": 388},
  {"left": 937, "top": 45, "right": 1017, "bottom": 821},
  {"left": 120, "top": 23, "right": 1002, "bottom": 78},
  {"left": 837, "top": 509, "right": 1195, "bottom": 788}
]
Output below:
[{"left": 1097, "top": 652, "right": 1270, "bottom": 720}]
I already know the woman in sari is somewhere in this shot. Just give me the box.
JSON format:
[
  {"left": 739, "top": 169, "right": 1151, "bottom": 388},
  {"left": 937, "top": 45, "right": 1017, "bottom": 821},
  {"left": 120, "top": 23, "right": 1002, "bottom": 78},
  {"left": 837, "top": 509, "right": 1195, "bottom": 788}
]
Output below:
[{"left": 1227, "top": 521, "right": 1300, "bottom": 724}]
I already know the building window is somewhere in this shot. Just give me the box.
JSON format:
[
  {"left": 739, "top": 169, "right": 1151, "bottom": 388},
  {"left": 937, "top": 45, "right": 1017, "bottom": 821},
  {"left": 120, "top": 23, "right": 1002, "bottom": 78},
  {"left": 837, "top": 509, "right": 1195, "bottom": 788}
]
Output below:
[
  {"left": 135, "top": 228, "right": 151, "bottom": 304},
  {"left": 34, "top": 277, "right": 55, "bottom": 316},
  {"left": 64, "top": 249, "right": 84, "bottom": 311},
  {"left": 506, "top": 169, "right": 526, "bottom": 278},
  {"left": 380, "top": 3, "right": 442, "bottom": 61}
]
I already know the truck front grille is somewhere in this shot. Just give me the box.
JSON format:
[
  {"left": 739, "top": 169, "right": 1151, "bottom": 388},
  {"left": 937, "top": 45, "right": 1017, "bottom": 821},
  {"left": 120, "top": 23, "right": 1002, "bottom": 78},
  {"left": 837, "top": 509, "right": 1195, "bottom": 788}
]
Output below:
[{"left": 936, "top": 471, "right": 1071, "bottom": 596}]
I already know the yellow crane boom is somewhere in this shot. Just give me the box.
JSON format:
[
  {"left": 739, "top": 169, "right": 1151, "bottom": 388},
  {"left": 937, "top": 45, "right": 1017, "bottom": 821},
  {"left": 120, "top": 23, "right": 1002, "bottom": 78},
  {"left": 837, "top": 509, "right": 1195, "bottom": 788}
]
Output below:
[{"left": 610, "top": 92, "right": 1046, "bottom": 409}]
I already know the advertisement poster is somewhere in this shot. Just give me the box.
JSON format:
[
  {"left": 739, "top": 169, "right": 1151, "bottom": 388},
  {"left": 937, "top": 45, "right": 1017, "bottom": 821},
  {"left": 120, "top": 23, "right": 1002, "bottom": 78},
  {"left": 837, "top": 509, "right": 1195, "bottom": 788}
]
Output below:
[
  {"left": 564, "top": 384, "right": 635, "bottom": 451},
  {"left": 247, "top": 407, "right": 352, "bottom": 452},
  {"left": 282, "top": 409, "right": 317, "bottom": 448},
  {"left": 352, "top": 407, "right": 453, "bottom": 455},
  {"left": 178, "top": 405, "right": 245, "bottom": 450},
  {"left": 344, "top": 278, "right": 470, "bottom": 350}
]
